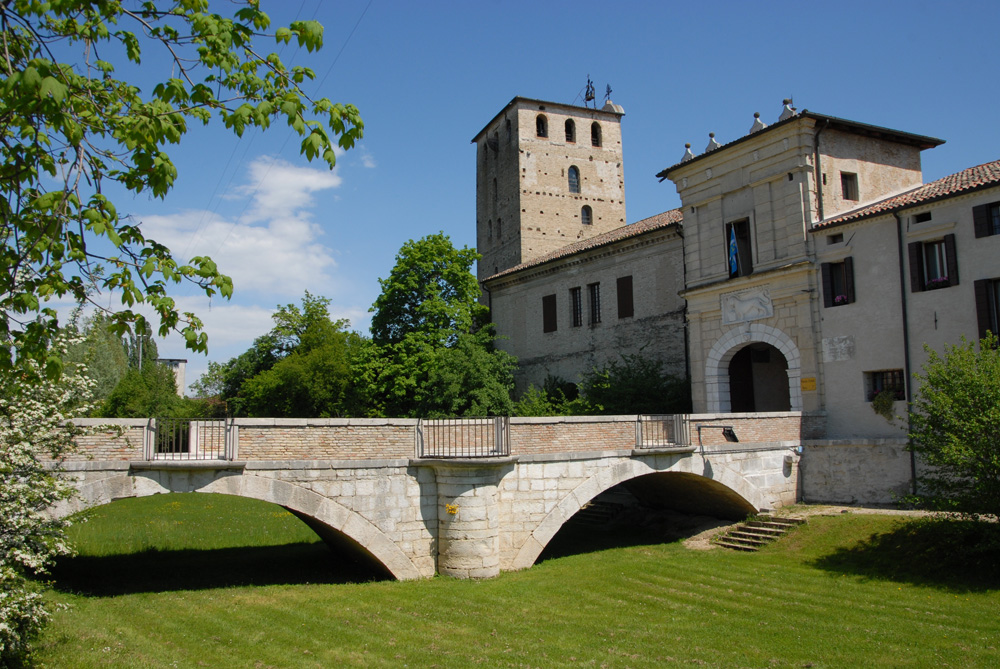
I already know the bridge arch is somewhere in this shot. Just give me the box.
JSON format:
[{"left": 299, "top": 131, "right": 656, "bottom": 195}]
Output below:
[
  {"left": 510, "top": 455, "right": 763, "bottom": 570},
  {"left": 58, "top": 471, "right": 423, "bottom": 581}
]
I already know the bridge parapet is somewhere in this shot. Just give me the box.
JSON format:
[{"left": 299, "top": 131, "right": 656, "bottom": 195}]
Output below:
[{"left": 65, "top": 412, "right": 824, "bottom": 463}]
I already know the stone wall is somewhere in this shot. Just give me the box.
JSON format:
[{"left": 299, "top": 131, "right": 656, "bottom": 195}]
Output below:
[{"left": 799, "top": 439, "right": 916, "bottom": 504}]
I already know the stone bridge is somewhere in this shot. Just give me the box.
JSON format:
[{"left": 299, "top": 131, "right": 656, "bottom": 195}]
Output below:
[{"left": 54, "top": 412, "right": 825, "bottom": 580}]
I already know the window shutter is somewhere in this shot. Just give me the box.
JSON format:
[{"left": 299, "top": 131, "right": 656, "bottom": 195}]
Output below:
[
  {"left": 821, "top": 263, "right": 833, "bottom": 308},
  {"left": 944, "top": 234, "right": 959, "bottom": 286},
  {"left": 542, "top": 294, "right": 557, "bottom": 333},
  {"left": 844, "top": 256, "right": 856, "bottom": 304},
  {"left": 973, "top": 204, "right": 989, "bottom": 238},
  {"left": 616, "top": 276, "right": 634, "bottom": 319},
  {"left": 908, "top": 241, "right": 923, "bottom": 292},
  {"left": 974, "top": 279, "right": 992, "bottom": 340}
]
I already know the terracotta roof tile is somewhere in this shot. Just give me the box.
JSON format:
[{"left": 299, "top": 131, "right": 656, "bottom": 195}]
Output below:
[
  {"left": 815, "top": 159, "right": 1000, "bottom": 229},
  {"left": 484, "top": 208, "right": 683, "bottom": 281}
]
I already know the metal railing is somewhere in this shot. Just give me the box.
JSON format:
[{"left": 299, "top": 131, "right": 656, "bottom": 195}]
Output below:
[
  {"left": 145, "top": 418, "right": 237, "bottom": 460},
  {"left": 636, "top": 414, "right": 689, "bottom": 448},
  {"left": 416, "top": 417, "right": 510, "bottom": 458}
]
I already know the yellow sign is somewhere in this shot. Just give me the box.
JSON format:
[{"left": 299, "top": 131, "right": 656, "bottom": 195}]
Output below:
[{"left": 801, "top": 377, "right": 817, "bottom": 391}]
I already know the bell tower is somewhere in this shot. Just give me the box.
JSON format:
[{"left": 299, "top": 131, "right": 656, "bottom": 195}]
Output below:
[{"left": 472, "top": 96, "right": 627, "bottom": 284}]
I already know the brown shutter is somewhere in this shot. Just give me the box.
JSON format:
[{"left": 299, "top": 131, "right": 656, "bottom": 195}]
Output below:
[
  {"left": 844, "top": 256, "right": 856, "bottom": 304},
  {"left": 821, "top": 262, "right": 833, "bottom": 308},
  {"left": 616, "top": 276, "right": 634, "bottom": 319},
  {"left": 542, "top": 294, "right": 557, "bottom": 333},
  {"left": 974, "top": 280, "right": 991, "bottom": 340},
  {"left": 973, "top": 204, "right": 990, "bottom": 238},
  {"left": 908, "top": 241, "right": 923, "bottom": 292},
  {"left": 944, "top": 234, "right": 959, "bottom": 286}
]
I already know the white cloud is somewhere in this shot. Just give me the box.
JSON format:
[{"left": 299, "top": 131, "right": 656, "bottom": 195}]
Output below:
[
  {"left": 236, "top": 156, "right": 342, "bottom": 224},
  {"left": 138, "top": 156, "right": 344, "bottom": 298},
  {"left": 360, "top": 149, "right": 377, "bottom": 169}
]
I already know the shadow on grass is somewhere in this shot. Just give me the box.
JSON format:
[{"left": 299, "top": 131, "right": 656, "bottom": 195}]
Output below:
[
  {"left": 51, "top": 542, "right": 391, "bottom": 597},
  {"left": 538, "top": 509, "right": 728, "bottom": 562},
  {"left": 809, "top": 516, "right": 1000, "bottom": 592}
]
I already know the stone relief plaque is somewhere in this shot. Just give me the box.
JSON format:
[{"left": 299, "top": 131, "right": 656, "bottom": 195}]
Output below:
[
  {"left": 822, "top": 335, "right": 856, "bottom": 362},
  {"left": 720, "top": 286, "right": 773, "bottom": 325}
]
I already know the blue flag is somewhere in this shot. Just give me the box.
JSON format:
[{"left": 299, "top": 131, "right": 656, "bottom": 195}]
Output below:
[{"left": 728, "top": 226, "right": 739, "bottom": 275}]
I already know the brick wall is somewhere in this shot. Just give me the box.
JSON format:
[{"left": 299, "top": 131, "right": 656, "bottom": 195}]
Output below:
[
  {"left": 509, "top": 417, "right": 635, "bottom": 455},
  {"left": 235, "top": 418, "right": 417, "bottom": 460},
  {"left": 62, "top": 419, "right": 147, "bottom": 461},
  {"left": 680, "top": 412, "right": 825, "bottom": 446}
]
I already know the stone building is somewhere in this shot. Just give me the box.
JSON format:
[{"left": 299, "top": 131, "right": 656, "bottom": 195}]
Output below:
[
  {"left": 476, "top": 96, "right": 999, "bottom": 440},
  {"left": 657, "top": 102, "right": 943, "bottom": 420},
  {"left": 473, "top": 97, "right": 688, "bottom": 391}
]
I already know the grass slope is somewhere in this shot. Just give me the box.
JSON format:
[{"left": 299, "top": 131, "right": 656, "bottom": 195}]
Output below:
[{"left": 35, "top": 495, "right": 1000, "bottom": 668}]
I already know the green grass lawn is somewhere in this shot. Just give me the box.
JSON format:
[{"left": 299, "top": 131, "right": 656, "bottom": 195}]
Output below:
[{"left": 34, "top": 495, "right": 1000, "bottom": 668}]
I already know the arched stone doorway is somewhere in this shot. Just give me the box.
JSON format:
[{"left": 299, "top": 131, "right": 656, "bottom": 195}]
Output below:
[
  {"left": 704, "top": 323, "right": 803, "bottom": 412},
  {"left": 728, "top": 343, "right": 791, "bottom": 412}
]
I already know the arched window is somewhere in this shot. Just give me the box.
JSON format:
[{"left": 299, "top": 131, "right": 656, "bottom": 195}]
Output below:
[
  {"left": 565, "top": 119, "right": 576, "bottom": 143},
  {"left": 487, "top": 220, "right": 493, "bottom": 239},
  {"left": 505, "top": 118, "right": 511, "bottom": 143},
  {"left": 536, "top": 114, "right": 548, "bottom": 138},
  {"left": 591, "top": 122, "right": 602, "bottom": 147},
  {"left": 493, "top": 178, "right": 498, "bottom": 207},
  {"left": 581, "top": 205, "right": 593, "bottom": 225},
  {"left": 568, "top": 166, "right": 581, "bottom": 194},
  {"left": 497, "top": 218, "right": 502, "bottom": 239}
]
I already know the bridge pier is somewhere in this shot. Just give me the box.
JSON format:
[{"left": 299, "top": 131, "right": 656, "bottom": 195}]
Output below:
[{"left": 425, "top": 458, "right": 515, "bottom": 579}]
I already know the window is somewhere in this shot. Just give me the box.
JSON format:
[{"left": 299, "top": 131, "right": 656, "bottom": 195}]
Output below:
[
  {"left": 496, "top": 218, "right": 502, "bottom": 239},
  {"left": 591, "top": 122, "right": 602, "bottom": 147},
  {"left": 487, "top": 220, "right": 492, "bottom": 240},
  {"left": 617, "top": 276, "right": 634, "bottom": 319},
  {"left": 542, "top": 294, "right": 557, "bottom": 333},
  {"left": 493, "top": 178, "right": 497, "bottom": 208},
  {"left": 588, "top": 282, "right": 601, "bottom": 325},
  {"left": 841, "top": 172, "right": 859, "bottom": 201},
  {"left": 975, "top": 278, "right": 1000, "bottom": 340},
  {"left": 908, "top": 234, "right": 958, "bottom": 291},
  {"left": 914, "top": 212, "right": 932, "bottom": 224},
  {"left": 865, "top": 370, "right": 905, "bottom": 402},
  {"left": 973, "top": 201, "right": 1000, "bottom": 238},
  {"left": 568, "top": 166, "right": 580, "bottom": 194},
  {"left": 565, "top": 119, "right": 575, "bottom": 143},
  {"left": 821, "top": 257, "right": 855, "bottom": 307},
  {"left": 570, "top": 287, "right": 583, "bottom": 327},
  {"left": 725, "top": 219, "right": 753, "bottom": 278},
  {"left": 536, "top": 114, "right": 548, "bottom": 138},
  {"left": 505, "top": 118, "right": 511, "bottom": 143},
  {"left": 827, "top": 233, "right": 844, "bottom": 245},
  {"left": 581, "top": 205, "right": 592, "bottom": 225}
]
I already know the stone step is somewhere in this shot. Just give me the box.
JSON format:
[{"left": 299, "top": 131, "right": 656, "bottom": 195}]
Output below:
[
  {"left": 714, "top": 540, "right": 758, "bottom": 552},
  {"left": 714, "top": 516, "right": 805, "bottom": 552}
]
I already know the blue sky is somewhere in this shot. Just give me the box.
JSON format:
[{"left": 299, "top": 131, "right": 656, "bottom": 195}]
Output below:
[{"left": 84, "top": 0, "right": 1000, "bottom": 392}]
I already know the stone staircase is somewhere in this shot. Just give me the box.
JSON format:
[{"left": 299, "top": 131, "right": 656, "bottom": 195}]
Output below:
[{"left": 713, "top": 515, "right": 805, "bottom": 552}]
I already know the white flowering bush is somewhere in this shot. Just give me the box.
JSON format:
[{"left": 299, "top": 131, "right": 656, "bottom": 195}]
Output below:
[{"left": 0, "top": 332, "right": 98, "bottom": 665}]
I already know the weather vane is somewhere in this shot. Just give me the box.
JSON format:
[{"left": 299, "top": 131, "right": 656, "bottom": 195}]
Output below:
[
  {"left": 585, "top": 76, "right": 595, "bottom": 107},
  {"left": 605, "top": 84, "right": 612, "bottom": 103}
]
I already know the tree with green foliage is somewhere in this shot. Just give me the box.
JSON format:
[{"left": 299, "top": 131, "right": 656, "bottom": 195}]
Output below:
[
  {"left": 908, "top": 334, "right": 1000, "bottom": 517},
  {"left": 365, "top": 234, "right": 515, "bottom": 417},
  {"left": 370, "top": 233, "right": 486, "bottom": 346},
  {"left": 580, "top": 354, "right": 691, "bottom": 415},
  {"left": 193, "top": 293, "right": 367, "bottom": 418},
  {"left": 239, "top": 315, "right": 367, "bottom": 418},
  {"left": 0, "top": 0, "right": 362, "bottom": 375},
  {"left": 65, "top": 312, "right": 129, "bottom": 402}
]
